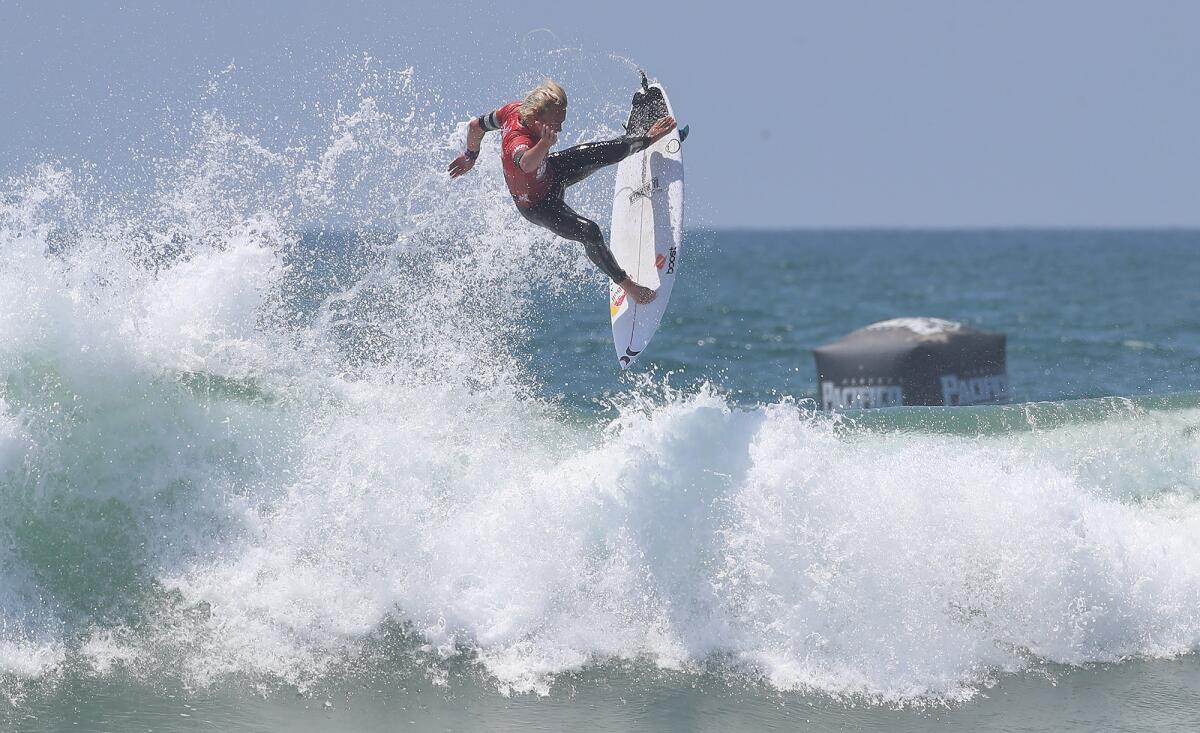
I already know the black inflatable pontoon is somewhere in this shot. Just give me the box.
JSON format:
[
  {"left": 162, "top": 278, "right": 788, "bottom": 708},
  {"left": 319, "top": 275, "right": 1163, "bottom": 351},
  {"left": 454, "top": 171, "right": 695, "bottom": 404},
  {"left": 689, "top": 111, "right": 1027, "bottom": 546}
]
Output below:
[{"left": 814, "top": 318, "right": 1009, "bottom": 410}]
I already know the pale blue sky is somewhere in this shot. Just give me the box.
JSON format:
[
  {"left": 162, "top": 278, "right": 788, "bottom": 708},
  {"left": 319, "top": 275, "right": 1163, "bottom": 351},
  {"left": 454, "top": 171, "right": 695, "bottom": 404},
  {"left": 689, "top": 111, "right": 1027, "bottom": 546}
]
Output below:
[{"left": 3, "top": 0, "right": 1199, "bottom": 227}]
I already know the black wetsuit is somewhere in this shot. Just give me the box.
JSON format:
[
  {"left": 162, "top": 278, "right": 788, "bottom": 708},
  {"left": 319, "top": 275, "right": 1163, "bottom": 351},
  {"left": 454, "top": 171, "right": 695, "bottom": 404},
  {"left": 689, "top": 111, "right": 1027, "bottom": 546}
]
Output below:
[
  {"left": 479, "top": 110, "right": 651, "bottom": 283},
  {"left": 517, "top": 136, "right": 651, "bottom": 283}
]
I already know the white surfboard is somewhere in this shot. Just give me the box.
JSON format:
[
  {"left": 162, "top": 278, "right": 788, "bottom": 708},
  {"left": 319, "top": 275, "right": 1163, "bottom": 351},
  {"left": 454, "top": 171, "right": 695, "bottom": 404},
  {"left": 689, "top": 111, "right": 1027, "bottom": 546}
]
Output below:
[{"left": 608, "top": 73, "right": 685, "bottom": 369}]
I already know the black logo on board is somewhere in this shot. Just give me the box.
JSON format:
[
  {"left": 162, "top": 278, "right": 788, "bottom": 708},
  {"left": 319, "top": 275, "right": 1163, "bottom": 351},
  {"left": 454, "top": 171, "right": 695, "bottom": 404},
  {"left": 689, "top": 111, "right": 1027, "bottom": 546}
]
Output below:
[{"left": 628, "top": 177, "right": 660, "bottom": 204}]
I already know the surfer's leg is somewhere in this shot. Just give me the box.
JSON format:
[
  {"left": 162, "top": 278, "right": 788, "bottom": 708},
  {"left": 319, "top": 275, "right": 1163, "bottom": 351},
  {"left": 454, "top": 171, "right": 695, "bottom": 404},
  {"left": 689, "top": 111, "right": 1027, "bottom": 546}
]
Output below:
[
  {"left": 518, "top": 198, "right": 629, "bottom": 283},
  {"left": 548, "top": 137, "right": 652, "bottom": 189}
]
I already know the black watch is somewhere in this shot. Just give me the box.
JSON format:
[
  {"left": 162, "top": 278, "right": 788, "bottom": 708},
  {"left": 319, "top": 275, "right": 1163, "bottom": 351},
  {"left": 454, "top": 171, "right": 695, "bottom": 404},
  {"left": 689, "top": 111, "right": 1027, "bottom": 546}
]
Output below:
[{"left": 464, "top": 149, "right": 479, "bottom": 161}]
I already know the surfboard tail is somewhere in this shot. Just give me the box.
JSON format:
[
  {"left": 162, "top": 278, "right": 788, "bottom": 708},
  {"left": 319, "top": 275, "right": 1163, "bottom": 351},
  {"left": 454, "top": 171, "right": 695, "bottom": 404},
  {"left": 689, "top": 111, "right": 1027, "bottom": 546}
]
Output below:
[{"left": 618, "top": 345, "right": 642, "bottom": 369}]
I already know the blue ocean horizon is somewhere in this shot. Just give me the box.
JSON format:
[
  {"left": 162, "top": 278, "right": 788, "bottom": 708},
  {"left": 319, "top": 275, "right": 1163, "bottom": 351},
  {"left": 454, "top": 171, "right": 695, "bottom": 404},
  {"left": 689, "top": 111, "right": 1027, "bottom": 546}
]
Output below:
[{"left": 513, "top": 227, "right": 1200, "bottom": 410}]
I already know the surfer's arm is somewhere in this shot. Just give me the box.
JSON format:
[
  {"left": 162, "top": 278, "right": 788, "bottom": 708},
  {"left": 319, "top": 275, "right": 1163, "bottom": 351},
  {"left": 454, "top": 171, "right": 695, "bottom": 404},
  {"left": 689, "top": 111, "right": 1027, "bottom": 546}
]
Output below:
[
  {"left": 448, "top": 118, "right": 489, "bottom": 181},
  {"left": 518, "top": 125, "right": 557, "bottom": 174},
  {"left": 465, "top": 117, "right": 486, "bottom": 155}
]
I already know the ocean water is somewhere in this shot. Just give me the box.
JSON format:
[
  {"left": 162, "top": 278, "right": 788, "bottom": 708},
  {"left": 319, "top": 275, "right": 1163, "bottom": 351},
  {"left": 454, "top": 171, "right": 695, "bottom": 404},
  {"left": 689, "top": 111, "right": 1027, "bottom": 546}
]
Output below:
[{"left": 4, "top": 61, "right": 1200, "bottom": 732}]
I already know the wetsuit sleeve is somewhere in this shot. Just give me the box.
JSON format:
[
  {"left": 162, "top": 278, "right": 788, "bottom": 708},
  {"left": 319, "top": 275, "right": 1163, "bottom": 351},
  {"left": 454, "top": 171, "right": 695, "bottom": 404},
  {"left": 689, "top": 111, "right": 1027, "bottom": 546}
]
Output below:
[
  {"left": 478, "top": 101, "right": 520, "bottom": 132},
  {"left": 477, "top": 109, "right": 502, "bottom": 132}
]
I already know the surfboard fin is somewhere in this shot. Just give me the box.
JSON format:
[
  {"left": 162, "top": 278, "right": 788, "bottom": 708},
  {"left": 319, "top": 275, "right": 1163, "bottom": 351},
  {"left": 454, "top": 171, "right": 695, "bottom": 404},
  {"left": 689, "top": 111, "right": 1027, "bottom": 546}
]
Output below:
[{"left": 678, "top": 125, "right": 689, "bottom": 143}]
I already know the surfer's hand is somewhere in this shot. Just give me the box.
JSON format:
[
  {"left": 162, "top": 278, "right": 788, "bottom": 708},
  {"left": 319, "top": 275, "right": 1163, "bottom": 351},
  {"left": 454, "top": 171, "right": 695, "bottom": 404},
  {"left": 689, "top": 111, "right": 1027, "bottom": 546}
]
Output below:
[
  {"left": 619, "top": 278, "right": 657, "bottom": 304},
  {"left": 647, "top": 116, "right": 677, "bottom": 145},
  {"left": 536, "top": 122, "right": 558, "bottom": 147},
  {"left": 448, "top": 153, "right": 476, "bottom": 178}
]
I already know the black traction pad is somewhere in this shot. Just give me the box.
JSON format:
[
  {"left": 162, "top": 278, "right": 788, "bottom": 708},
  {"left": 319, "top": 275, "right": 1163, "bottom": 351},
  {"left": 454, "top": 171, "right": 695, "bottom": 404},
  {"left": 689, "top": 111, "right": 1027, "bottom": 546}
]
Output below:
[{"left": 624, "top": 79, "right": 669, "bottom": 138}]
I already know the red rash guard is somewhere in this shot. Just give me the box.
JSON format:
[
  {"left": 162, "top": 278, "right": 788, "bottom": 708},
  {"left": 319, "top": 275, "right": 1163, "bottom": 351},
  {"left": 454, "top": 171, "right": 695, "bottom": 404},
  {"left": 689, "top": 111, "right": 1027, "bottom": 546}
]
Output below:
[{"left": 481, "top": 101, "right": 555, "bottom": 208}]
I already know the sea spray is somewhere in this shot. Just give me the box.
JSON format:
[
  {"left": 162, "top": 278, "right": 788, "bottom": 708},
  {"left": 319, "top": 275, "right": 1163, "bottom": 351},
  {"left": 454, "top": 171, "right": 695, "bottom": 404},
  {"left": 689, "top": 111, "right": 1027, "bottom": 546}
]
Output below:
[{"left": 0, "top": 53, "right": 639, "bottom": 700}]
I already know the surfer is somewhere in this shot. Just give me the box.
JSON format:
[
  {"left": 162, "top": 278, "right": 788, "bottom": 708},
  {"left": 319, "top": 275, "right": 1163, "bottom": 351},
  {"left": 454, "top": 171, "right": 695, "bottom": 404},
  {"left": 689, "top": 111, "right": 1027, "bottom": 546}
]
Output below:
[{"left": 448, "top": 79, "right": 676, "bottom": 304}]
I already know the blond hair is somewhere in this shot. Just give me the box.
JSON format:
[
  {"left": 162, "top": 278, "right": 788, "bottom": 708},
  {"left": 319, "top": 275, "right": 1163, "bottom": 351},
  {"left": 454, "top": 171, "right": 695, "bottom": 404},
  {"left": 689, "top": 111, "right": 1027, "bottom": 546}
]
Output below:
[{"left": 518, "top": 79, "right": 568, "bottom": 125}]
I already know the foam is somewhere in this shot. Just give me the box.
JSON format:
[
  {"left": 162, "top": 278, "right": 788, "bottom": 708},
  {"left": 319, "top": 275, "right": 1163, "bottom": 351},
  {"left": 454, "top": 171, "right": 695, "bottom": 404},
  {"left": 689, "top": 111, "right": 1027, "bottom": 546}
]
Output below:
[{"left": 156, "top": 388, "right": 1200, "bottom": 700}]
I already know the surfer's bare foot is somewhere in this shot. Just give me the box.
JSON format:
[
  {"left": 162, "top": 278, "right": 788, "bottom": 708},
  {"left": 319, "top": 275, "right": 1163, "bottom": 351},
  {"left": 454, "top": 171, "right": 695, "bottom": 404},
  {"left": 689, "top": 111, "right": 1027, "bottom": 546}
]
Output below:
[
  {"left": 647, "top": 116, "right": 677, "bottom": 144},
  {"left": 619, "top": 278, "right": 657, "bottom": 304}
]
